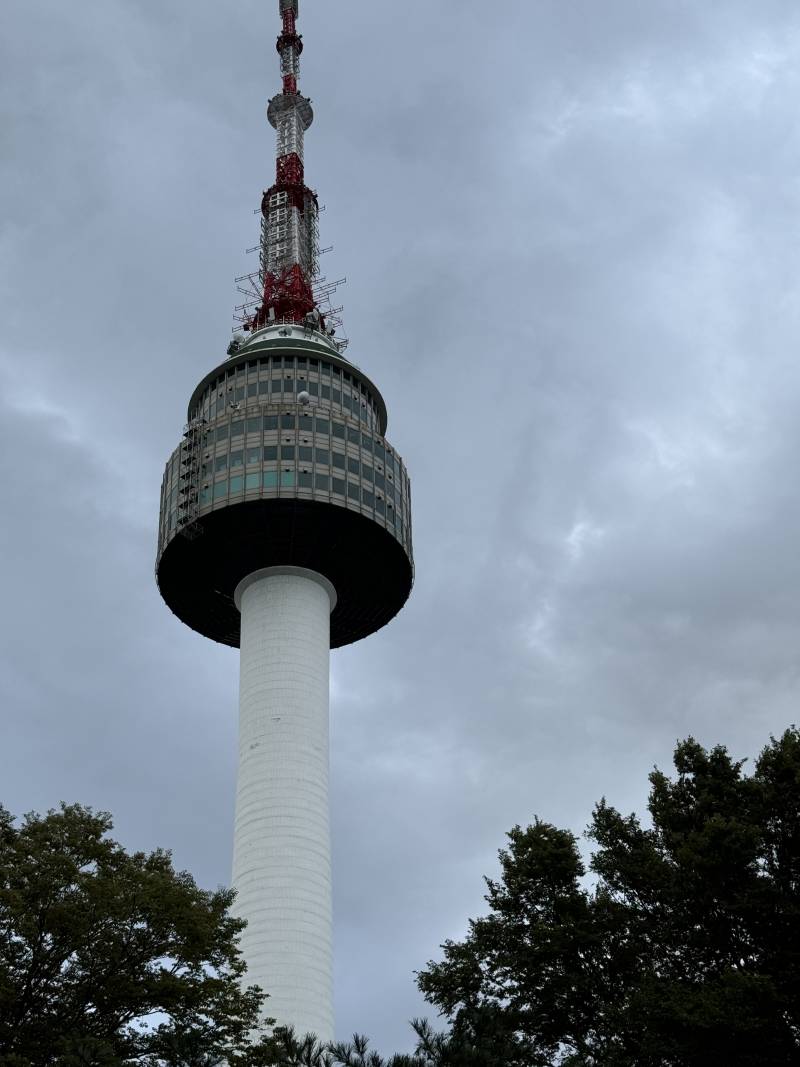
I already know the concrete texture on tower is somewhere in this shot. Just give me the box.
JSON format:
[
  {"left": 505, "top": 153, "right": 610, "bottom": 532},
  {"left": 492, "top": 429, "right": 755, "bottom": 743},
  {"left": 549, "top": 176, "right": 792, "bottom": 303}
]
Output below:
[{"left": 232, "top": 568, "right": 335, "bottom": 1042}]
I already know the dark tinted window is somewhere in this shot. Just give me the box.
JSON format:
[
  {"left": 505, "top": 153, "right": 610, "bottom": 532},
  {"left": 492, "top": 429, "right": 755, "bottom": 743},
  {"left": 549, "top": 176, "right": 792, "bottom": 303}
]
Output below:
[
  {"left": 281, "top": 445, "right": 295, "bottom": 460},
  {"left": 315, "top": 418, "right": 330, "bottom": 434},
  {"left": 332, "top": 452, "right": 345, "bottom": 470},
  {"left": 231, "top": 421, "right": 244, "bottom": 437},
  {"left": 315, "top": 448, "right": 329, "bottom": 465},
  {"left": 315, "top": 473, "right": 329, "bottom": 491},
  {"left": 263, "top": 445, "right": 278, "bottom": 461},
  {"left": 264, "top": 415, "right": 278, "bottom": 431},
  {"left": 332, "top": 421, "right": 345, "bottom": 439},
  {"left": 347, "top": 457, "right": 360, "bottom": 476},
  {"left": 299, "top": 446, "right": 313, "bottom": 462},
  {"left": 332, "top": 477, "right": 345, "bottom": 495},
  {"left": 281, "top": 414, "right": 295, "bottom": 430}
]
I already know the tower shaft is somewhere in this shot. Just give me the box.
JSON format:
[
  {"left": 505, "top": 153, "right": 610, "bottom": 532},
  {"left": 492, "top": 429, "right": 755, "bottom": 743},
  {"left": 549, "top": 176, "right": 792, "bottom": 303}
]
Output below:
[{"left": 232, "top": 568, "right": 335, "bottom": 1042}]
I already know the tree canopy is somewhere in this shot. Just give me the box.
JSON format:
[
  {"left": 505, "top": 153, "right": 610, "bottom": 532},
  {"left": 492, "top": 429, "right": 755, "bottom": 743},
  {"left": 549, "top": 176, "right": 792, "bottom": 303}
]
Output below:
[
  {"left": 0, "top": 803, "right": 281, "bottom": 1065},
  {"left": 416, "top": 728, "right": 800, "bottom": 1066},
  {"left": 3, "top": 728, "right": 798, "bottom": 1066}
]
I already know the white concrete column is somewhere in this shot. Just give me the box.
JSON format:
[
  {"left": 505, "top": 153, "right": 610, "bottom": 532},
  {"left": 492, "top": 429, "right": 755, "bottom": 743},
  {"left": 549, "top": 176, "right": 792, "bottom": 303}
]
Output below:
[{"left": 232, "top": 566, "right": 336, "bottom": 1043}]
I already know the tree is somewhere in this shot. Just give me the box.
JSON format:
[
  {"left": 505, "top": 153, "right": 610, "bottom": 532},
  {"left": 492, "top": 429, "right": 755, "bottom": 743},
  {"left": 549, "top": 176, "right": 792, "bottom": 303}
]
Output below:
[
  {"left": 0, "top": 803, "right": 280, "bottom": 1066},
  {"left": 417, "top": 729, "right": 800, "bottom": 1066}
]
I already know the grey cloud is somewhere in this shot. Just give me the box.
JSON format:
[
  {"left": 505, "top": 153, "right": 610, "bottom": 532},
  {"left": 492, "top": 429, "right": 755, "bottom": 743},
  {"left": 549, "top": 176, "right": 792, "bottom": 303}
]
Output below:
[{"left": 5, "top": 0, "right": 800, "bottom": 1055}]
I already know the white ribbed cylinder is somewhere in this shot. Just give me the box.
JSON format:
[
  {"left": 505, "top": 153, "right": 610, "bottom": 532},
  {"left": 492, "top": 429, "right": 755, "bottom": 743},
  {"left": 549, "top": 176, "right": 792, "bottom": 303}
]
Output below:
[{"left": 232, "top": 567, "right": 335, "bottom": 1043}]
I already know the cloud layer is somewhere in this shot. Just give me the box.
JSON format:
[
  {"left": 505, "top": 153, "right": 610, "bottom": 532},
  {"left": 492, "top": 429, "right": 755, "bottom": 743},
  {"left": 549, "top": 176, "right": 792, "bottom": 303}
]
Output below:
[{"left": 4, "top": 0, "right": 800, "bottom": 1053}]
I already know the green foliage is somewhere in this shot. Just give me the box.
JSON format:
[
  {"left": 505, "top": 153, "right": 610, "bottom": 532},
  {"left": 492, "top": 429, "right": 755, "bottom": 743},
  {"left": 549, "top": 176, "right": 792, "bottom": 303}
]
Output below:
[
  {"left": 417, "top": 729, "right": 800, "bottom": 1066},
  {"left": 0, "top": 803, "right": 278, "bottom": 1066}
]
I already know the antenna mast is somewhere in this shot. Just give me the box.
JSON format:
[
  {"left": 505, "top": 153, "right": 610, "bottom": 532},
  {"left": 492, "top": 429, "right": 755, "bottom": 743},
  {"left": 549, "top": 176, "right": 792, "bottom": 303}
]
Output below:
[{"left": 237, "top": 0, "right": 345, "bottom": 339}]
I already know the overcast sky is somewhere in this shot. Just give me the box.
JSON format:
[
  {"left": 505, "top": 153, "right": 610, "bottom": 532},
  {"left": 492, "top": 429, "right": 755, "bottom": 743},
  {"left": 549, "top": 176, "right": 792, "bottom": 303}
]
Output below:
[{"left": 4, "top": 0, "right": 800, "bottom": 1054}]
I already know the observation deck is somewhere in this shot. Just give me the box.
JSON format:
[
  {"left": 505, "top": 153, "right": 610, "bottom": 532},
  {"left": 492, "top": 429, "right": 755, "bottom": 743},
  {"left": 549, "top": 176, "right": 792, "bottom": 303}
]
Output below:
[{"left": 156, "top": 324, "right": 414, "bottom": 649}]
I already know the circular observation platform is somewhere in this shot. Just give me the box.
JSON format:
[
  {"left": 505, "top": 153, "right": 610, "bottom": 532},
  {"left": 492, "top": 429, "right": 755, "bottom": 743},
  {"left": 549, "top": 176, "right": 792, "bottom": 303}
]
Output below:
[{"left": 156, "top": 325, "right": 413, "bottom": 649}]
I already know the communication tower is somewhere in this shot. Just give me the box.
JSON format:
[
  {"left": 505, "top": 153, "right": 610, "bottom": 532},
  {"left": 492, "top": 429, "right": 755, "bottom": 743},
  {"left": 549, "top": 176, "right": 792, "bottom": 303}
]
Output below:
[{"left": 156, "top": 0, "right": 413, "bottom": 1042}]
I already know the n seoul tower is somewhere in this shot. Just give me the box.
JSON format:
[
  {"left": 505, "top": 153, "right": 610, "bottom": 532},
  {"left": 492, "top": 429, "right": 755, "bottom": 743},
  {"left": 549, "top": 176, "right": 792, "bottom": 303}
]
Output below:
[{"left": 155, "top": 0, "right": 413, "bottom": 1043}]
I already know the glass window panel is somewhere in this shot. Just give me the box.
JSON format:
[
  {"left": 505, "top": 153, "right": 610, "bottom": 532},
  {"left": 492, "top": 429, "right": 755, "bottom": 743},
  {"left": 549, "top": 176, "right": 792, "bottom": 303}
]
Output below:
[
  {"left": 361, "top": 433, "right": 372, "bottom": 451},
  {"left": 247, "top": 417, "right": 261, "bottom": 434},
  {"left": 298, "top": 471, "right": 312, "bottom": 488},
  {"left": 245, "top": 472, "right": 260, "bottom": 490},
  {"left": 363, "top": 489, "right": 374, "bottom": 507},
  {"left": 246, "top": 446, "right": 261, "bottom": 465},
  {"left": 374, "top": 443, "right": 385, "bottom": 462},
  {"left": 264, "top": 415, "right": 278, "bottom": 431},
  {"left": 309, "top": 381, "right": 319, "bottom": 396},
  {"left": 284, "top": 379, "right": 296, "bottom": 392},
  {"left": 216, "top": 425, "right": 229, "bottom": 442},
  {"left": 280, "top": 471, "right": 295, "bottom": 487},
  {"left": 322, "top": 363, "right": 331, "bottom": 376},
  {"left": 347, "top": 482, "right": 359, "bottom": 501},
  {"left": 214, "top": 479, "right": 228, "bottom": 499},
  {"left": 215, "top": 455, "right": 228, "bottom": 472},
  {"left": 263, "top": 445, "right": 278, "bottom": 461},
  {"left": 332, "top": 389, "right": 341, "bottom": 404},
  {"left": 362, "top": 463, "right": 373, "bottom": 482},
  {"left": 230, "top": 451, "right": 244, "bottom": 468},
  {"left": 200, "top": 488, "right": 211, "bottom": 505},
  {"left": 259, "top": 381, "right": 270, "bottom": 394},
  {"left": 375, "top": 472, "right": 385, "bottom": 490},
  {"left": 299, "top": 414, "right": 313, "bottom": 432},
  {"left": 315, "top": 473, "right": 329, "bottom": 490},
  {"left": 299, "top": 446, "right": 313, "bottom": 462},
  {"left": 332, "top": 477, "right": 345, "bottom": 495},
  {"left": 281, "top": 445, "right": 295, "bottom": 460},
  {"left": 348, "top": 427, "right": 360, "bottom": 444},
  {"left": 376, "top": 497, "right": 385, "bottom": 514},
  {"left": 347, "top": 457, "right": 360, "bottom": 476},
  {"left": 321, "top": 385, "right": 330, "bottom": 400},
  {"left": 263, "top": 471, "right": 278, "bottom": 488},
  {"left": 231, "top": 420, "right": 244, "bottom": 438},
  {"left": 315, "top": 447, "right": 329, "bottom": 465},
  {"left": 315, "top": 418, "right": 330, "bottom": 434},
  {"left": 332, "top": 452, "right": 345, "bottom": 470},
  {"left": 248, "top": 383, "right": 258, "bottom": 397},
  {"left": 281, "top": 414, "right": 295, "bottom": 430},
  {"left": 343, "top": 394, "right": 352, "bottom": 410},
  {"left": 332, "top": 421, "right": 344, "bottom": 439},
  {"left": 271, "top": 378, "right": 282, "bottom": 392},
  {"left": 235, "top": 387, "right": 245, "bottom": 402}
]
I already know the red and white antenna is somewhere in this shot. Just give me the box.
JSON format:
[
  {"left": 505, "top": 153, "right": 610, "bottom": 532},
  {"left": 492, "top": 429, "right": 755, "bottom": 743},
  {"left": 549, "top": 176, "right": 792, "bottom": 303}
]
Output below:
[{"left": 236, "top": 0, "right": 346, "bottom": 346}]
